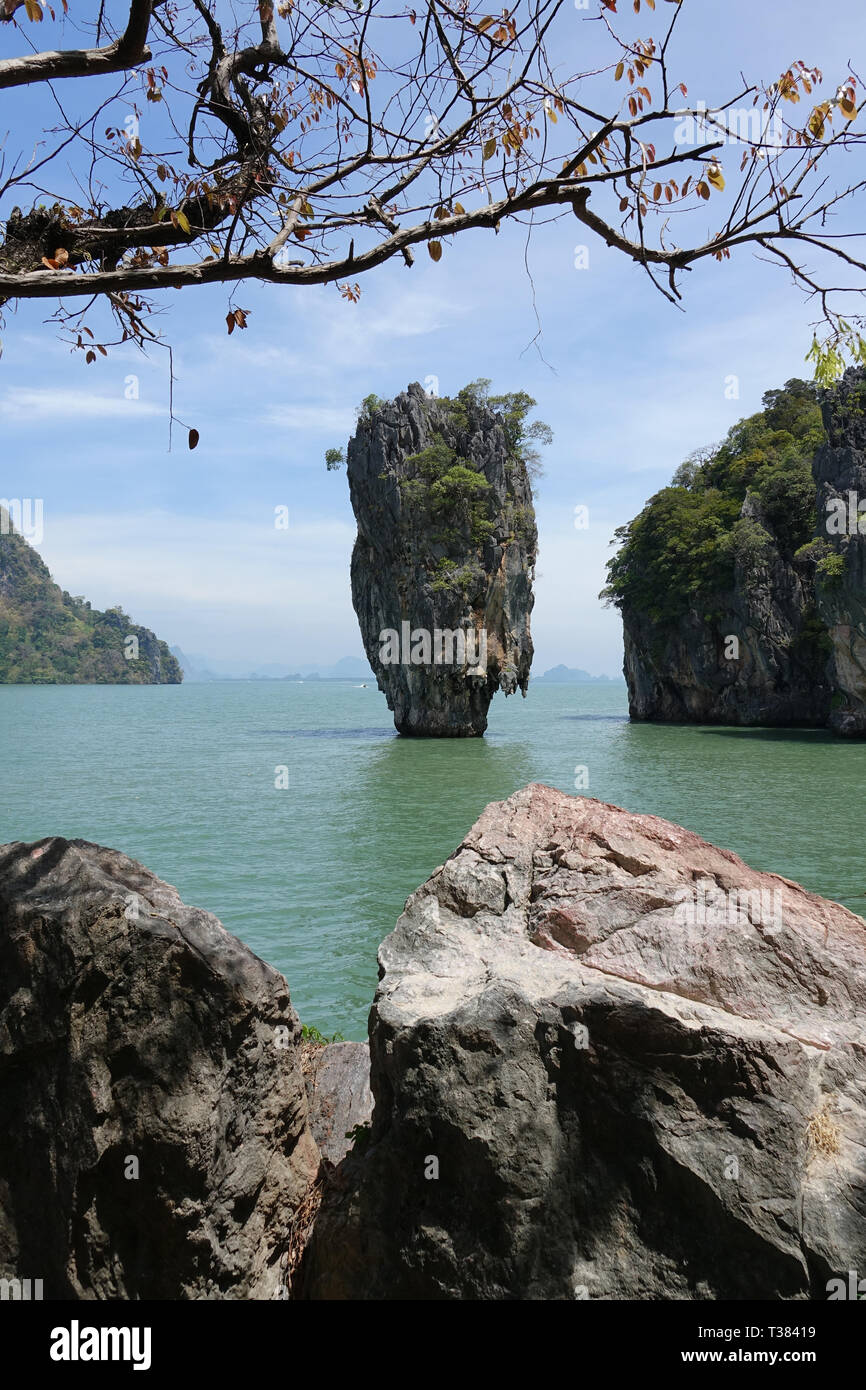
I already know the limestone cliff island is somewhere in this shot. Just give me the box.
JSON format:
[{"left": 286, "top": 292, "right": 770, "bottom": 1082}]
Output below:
[{"left": 604, "top": 370, "right": 866, "bottom": 734}]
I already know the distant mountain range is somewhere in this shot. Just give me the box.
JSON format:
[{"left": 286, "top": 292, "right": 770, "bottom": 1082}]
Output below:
[
  {"left": 0, "top": 514, "right": 181, "bottom": 684},
  {"left": 170, "top": 650, "right": 375, "bottom": 682},
  {"left": 532, "top": 665, "right": 622, "bottom": 684},
  {"left": 170, "top": 651, "right": 621, "bottom": 685}
]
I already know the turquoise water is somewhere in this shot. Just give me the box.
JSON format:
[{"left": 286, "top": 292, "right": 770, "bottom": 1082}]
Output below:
[{"left": 1, "top": 680, "right": 864, "bottom": 1039}]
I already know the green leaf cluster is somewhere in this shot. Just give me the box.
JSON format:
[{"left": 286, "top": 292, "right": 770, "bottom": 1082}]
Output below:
[{"left": 402, "top": 436, "right": 495, "bottom": 547}]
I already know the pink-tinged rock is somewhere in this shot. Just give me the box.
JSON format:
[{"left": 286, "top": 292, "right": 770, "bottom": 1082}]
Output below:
[{"left": 306, "top": 784, "right": 866, "bottom": 1300}]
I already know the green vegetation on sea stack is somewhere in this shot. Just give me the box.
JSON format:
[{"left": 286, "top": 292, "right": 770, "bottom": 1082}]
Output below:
[
  {"left": 328, "top": 379, "right": 547, "bottom": 604},
  {"left": 0, "top": 518, "right": 182, "bottom": 684},
  {"left": 602, "top": 379, "right": 826, "bottom": 627}
]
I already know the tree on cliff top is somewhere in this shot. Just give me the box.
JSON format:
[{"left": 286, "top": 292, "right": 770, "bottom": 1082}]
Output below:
[
  {"left": 1, "top": 0, "right": 865, "bottom": 381},
  {"left": 601, "top": 378, "right": 825, "bottom": 626}
]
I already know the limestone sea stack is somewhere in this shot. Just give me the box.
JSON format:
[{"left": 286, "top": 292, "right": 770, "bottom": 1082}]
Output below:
[
  {"left": 305, "top": 783, "right": 866, "bottom": 1300},
  {"left": 345, "top": 382, "right": 539, "bottom": 736}
]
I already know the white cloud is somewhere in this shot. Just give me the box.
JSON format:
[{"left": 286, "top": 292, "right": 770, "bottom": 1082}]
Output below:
[
  {"left": 273, "top": 282, "right": 469, "bottom": 372},
  {"left": 0, "top": 387, "right": 161, "bottom": 422},
  {"left": 192, "top": 337, "right": 311, "bottom": 375},
  {"left": 31, "top": 510, "right": 361, "bottom": 661},
  {"left": 359, "top": 286, "right": 467, "bottom": 340},
  {"left": 263, "top": 403, "right": 357, "bottom": 434}
]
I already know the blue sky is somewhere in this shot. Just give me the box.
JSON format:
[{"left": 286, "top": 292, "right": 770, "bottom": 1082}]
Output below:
[{"left": 2, "top": 0, "right": 864, "bottom": 675}]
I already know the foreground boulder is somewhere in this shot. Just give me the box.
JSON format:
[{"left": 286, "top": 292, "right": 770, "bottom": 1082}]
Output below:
[
  {"left": 305, "top": 783, "right": 866, "bottom": 1299},
  {"left": 0, "top": 838, "right": 319, "bottom": 1299}
]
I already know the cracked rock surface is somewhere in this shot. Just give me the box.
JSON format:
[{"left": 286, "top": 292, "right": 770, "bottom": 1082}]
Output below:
[
  {"left": 305, "top": 783, "right": 866, "bottom": 1299},
  {"left": 303, "top": 1041, "right": 373, "bottom": 1166}
]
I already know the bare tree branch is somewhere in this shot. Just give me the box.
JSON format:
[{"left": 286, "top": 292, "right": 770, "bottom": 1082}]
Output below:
[
  {"left": 0, "top": 0, "right": 861, "bottom": 377},
  {"left": 0, "top": 0, "right": 153, "bottom": 91}
]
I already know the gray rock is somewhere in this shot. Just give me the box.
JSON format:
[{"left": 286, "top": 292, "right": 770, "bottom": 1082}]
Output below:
[
  {"left": 304, "top": 784, "right": 866, "bottom": 1299},
  {"left": 346, "top": 382, "right": 537, "bottom": 736},
  {"left": 304, "top": 1041, "right": 373, "bottom": 1165},
  {"left": 0, "top": 837, "right": 320, "bottom": 1299},
  {"left": 623, "top": 536, "right": 832, "bottom": 727}
]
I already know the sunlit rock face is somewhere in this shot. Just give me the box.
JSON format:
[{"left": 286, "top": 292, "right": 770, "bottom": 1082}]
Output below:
[
  {"left": 304, "top": 784, "right": 866, "bottom": 1301},
  {"left": 346, "top": 383, "right": 537, "bottom": 736}
]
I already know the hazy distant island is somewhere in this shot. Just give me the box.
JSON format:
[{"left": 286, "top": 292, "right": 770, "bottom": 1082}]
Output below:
[
  {"left": 169, "top": 650, "right": 620, "bottom": 686},
  {"left": 0, "top": 512, "right": 181, "bottom": 685},
  {"left": 171, "top": 650, "right": 376, "bottom": 682},
  {"left": 532, "top": 665, "right": 622, "bottom": 684}
]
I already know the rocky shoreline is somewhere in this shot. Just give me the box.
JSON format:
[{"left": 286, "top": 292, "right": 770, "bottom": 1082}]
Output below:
[{"left": 1, "top": 787, "right": 864, "bottom": 1299}]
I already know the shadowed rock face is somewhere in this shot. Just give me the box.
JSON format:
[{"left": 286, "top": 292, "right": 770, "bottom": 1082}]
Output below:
[
  {"left": 622, "top": 370, "right": 866, "bottom": 734},
  {"left": 622, "top": 523, "right": 833, "bottom": 728},
  {"left": 0, "top": 838, "right": 319, "bottom": 1299},
  {"left": 347, "top": 383, "right": 537, "bottom": 736},
  {"left": 304, "top": 784, "right": 866, "bottom": 1300},
  {"left": 302, "top": 1040, "right": 372, "bottom": 1166}
]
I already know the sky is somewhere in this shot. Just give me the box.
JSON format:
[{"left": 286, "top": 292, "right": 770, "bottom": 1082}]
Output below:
[{"left": 2, "top": 0, "right": 864, "bottom": 676}]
